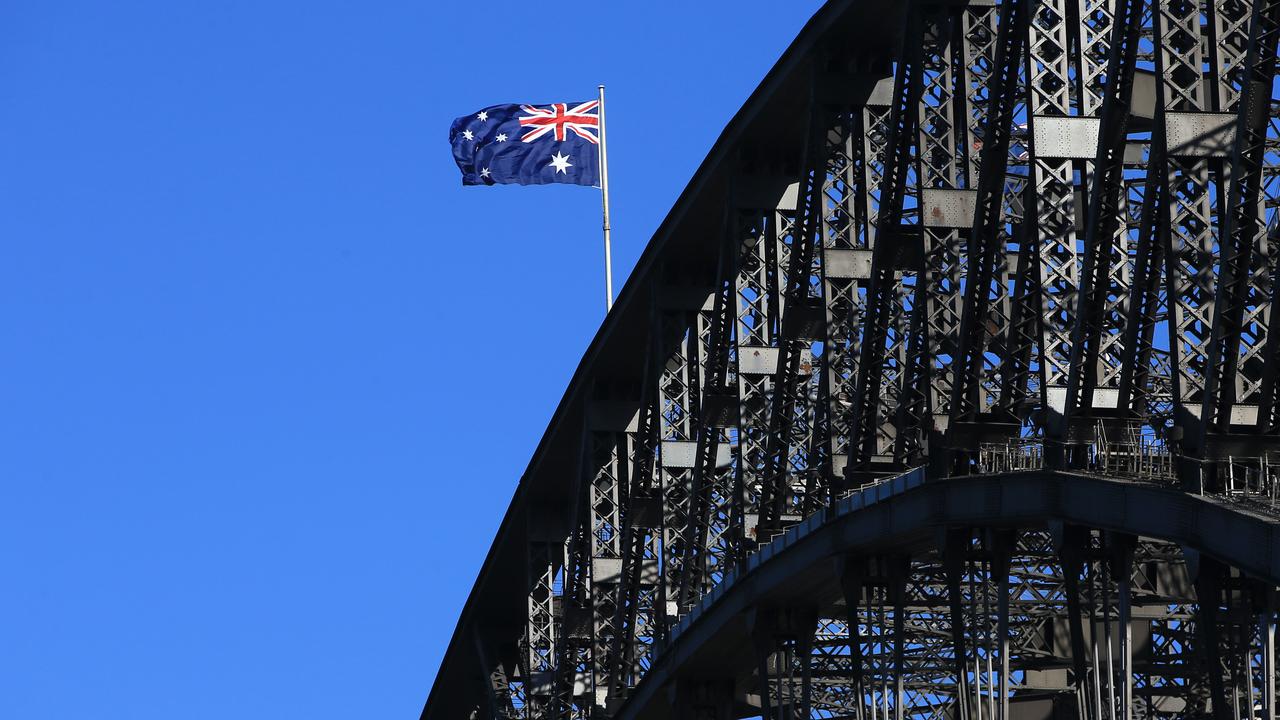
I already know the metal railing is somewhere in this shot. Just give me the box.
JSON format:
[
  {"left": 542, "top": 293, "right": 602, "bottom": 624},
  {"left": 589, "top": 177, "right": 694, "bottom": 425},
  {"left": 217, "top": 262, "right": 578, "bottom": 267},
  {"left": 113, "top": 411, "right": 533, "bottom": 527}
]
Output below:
[{"left": 1218, "top": 456, "right": 1280, "bottom": 511}]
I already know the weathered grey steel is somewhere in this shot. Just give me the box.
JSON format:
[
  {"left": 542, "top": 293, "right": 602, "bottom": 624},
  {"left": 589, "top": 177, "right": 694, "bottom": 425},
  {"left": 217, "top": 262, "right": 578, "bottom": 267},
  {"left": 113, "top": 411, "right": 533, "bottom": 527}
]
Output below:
[
  {"left": 946, "top": 0, "right": 1029, "bottom": 463},
  {"left": 422, "top": 1, "right": 1280, "bottom": 719}
]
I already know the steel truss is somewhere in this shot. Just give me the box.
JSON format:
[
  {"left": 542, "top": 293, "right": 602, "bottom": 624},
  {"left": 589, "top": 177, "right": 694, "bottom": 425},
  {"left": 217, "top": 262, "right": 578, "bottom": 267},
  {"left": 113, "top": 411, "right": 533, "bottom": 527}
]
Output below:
[{"left": 433, "top": 1, "right": 1280, "bottom": 719}]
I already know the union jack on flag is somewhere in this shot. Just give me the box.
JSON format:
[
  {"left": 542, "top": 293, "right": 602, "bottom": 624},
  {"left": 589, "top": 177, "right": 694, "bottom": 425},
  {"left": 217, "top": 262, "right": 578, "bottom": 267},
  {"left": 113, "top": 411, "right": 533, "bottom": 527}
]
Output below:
[
  {"left": 518, "top": 101, "right": 600, "bottom": 144},
  {"left": 449, "top": 100, "right": 601, "bottom": 187}
]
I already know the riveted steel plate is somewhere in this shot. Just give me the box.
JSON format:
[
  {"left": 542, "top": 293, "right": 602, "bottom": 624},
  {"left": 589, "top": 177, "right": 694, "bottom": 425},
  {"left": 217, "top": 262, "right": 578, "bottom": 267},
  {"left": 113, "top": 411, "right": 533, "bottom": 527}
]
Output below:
[
  {"left": 660, "top": 441, "right": 731, "bottom": 468},
  {"left": 1032, "top": 116, "right": 1101, "bottom": 159},
  {"left": 737, "top": 346, "right": 812, "bottom": 375},
  {"left": 922, "top": 189, "right": 978, "bottom": 228},
  {"left": 1091, "top": 389, "right": 1120, "bottom": 409},
  {"left": 867, "top": 76, "right": 896, "bottom": 106},
  {"left": 1045, "top": 386, "right": 1068, "bottom": 413},
  {"left": 1166, "top": 112, "right": 1235, "bottom": 157},
  {"left": 1231, "top": 405, "right": 1259, "bottom": 426},
  {"left": 738, "top": 346, "right": 780, "bottom": 374},
  {"left": 591, "top": 557, "right": 623, "bottom": 584},
  {"left": 1130, "top": 69, "right": 1157, "bottom": 120},
  {"left": 831, "top": 453, "right": 848, "bottom": 478},
  {"left": 796, "top": 347, "right": 814, "bottom": 375},
  {"left": 824, "top": 249, "right": 874, "bottom": 279}
]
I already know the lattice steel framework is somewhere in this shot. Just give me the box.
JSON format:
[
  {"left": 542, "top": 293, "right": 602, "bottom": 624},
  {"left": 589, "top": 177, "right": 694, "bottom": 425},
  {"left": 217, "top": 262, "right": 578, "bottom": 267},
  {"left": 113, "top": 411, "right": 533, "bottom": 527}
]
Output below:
[{"left": 428, "top": 1, "right": 1280, "bottom": 719}]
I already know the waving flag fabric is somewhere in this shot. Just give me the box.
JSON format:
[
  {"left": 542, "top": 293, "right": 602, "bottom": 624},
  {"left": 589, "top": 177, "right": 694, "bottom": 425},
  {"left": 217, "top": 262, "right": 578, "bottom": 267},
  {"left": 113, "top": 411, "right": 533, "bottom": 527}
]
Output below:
[{"left": 449, "top": 101, "right": 600, "bottom": 187}]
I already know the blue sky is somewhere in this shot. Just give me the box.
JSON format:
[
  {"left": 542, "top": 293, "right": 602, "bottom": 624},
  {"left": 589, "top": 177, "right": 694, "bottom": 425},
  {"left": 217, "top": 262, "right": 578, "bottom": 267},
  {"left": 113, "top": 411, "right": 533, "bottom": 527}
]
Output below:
[{"left": 0, "top": 2, "right": 823, "bottom": 718}]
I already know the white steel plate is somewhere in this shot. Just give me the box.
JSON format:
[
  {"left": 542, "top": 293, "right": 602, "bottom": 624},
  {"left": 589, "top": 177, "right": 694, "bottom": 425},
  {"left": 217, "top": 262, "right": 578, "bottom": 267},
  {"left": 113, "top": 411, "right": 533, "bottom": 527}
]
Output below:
[
  {"left": 1091, "top": 388, "right": 1120, "bottom": 409},
  {"left": 1046, "top": 386, "right": 1068, "bottom": 413},
  {"left": 824, "top": 249, "right": 874, "bottom": 279},
  {"left": 660, "top": 441, "right": 730, "bottom": 468},
  {"left": 1230, "top": 405, "right": 1259, "bottom": 426},
  {"left": 868, "top": 76, "right": 896, "bottom": 106},
  {"left": 922, "top": 189, "right": 978, "bottom": 228},
  {"left": 1166, "top": 112, "right": 1235, "bottom": 157},
  {"left": 591, "top": 557, "right": 623, "bottom": 584},
  {"left": 738, "top": 346, "right": 780, "bottom": 375},
  {"left": 1032, "top": 116, "right": 1102, "bottom": 159}
]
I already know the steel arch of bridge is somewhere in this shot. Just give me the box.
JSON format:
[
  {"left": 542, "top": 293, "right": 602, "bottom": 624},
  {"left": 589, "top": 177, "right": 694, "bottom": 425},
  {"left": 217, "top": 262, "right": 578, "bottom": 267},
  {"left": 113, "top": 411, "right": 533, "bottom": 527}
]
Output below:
[{"left": 422, "top": 0, "right": 1280, "bottom": 719}]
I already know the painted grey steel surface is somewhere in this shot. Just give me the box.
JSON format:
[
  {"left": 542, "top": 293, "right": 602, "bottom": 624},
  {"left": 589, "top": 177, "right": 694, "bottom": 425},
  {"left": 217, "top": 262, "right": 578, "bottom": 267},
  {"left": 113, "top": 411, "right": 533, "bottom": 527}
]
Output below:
[{"left": 422, "top": 0, "right": 1280, "bottom": 719}]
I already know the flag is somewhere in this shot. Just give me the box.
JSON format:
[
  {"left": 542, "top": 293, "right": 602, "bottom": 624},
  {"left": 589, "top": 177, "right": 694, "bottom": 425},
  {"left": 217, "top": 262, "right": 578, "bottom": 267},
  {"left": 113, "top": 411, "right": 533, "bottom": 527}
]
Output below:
[{"left": 449, "top": 101, "right": 601, "bottom": 187}]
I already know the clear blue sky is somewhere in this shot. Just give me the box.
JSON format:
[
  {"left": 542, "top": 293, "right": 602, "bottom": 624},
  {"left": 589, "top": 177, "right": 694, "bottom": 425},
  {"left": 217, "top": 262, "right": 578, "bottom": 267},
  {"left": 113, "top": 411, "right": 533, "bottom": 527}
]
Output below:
[{"left": 1, "top": 2, "right": 823, "bottom": 718}]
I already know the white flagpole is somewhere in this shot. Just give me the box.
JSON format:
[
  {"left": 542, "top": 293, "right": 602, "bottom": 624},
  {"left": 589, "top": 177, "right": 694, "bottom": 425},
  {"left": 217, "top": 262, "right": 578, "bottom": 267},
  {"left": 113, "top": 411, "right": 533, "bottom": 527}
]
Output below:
[{"left": 597, "top": 84, "right": 614, "bottom": 312}]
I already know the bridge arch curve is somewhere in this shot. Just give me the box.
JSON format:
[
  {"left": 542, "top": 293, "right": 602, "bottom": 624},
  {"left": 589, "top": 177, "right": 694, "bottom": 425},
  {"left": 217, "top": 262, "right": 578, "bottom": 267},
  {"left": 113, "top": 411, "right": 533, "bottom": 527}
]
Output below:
[
  {"left": 617, "top": 471, "right": 1280, "bottom": 720},
  {"left": 423, "top": 0, "right": 1280, "bottom": 716}
]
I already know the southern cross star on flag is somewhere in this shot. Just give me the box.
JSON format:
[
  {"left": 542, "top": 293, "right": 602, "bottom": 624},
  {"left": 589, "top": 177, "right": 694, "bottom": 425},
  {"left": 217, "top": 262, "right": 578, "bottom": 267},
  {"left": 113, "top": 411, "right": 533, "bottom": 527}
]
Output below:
[{"left": 449, "top": 101, "right": 601, "bottom": 187}]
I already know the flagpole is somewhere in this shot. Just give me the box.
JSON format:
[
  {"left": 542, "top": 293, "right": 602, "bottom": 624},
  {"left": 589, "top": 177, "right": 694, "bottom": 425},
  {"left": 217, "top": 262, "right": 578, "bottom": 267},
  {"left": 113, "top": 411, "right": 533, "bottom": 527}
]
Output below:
[{"left": 598, "top": 84, "right": 613, "bottom": 312}]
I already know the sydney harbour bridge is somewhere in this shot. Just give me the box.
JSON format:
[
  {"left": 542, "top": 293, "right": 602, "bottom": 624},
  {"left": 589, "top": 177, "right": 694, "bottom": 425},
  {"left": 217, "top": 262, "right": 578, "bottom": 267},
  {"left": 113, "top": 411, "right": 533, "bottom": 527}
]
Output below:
[{"left": 422, "top": 0, "right": 1280, "bottom": 718}]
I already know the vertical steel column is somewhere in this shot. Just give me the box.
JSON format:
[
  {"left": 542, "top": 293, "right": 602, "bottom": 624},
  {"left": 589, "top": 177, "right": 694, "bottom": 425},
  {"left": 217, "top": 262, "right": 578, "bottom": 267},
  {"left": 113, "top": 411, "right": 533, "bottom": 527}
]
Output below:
[
  {"left": 656, "top": 299, "right": 705, "bottom": 620},
  {"left": 608, "top": 304, "right": 663, "bottom": 696},
  {"left": 820, "top": 105, "right": 872, "bottom": 489},
  {"left": 947, "top": 0, "right": 1030, "bottom": 465},
  {"left": 798, "top": 618, "right": 815, "bottom": 720},
  {"left": 1195, "top": 557, "right": 1231, "bottom": 720},
  {"left": 992, "top": 533, "right": 1012, "bottom": 720},
  {"left": 1116, "top": 64, "right": 1169, "bottom": 422},
  {"left": 839, "top": 556, "right": 869, "bottom": 720},
  {"left": 888, "top": 557, "right": 910, "bottom": 720},
  {"left": 1216, "top": 0, "right": 1280, "bottom": 434},
  {"left": 1110, "top": 535, "right": 1136, "bottom": 720},
  {"left": 1063, "top": 0, "right": 1145, "bottom": 435},
  {"left": 944, "top": 531, "right": 972, "bottom": 720},
  {"left": 897, "top": 2, "right": 966, "bottom": 467},
  {"left": 586, "top": 420, "right": 631, "bottom": 711},
  {"left": 1024, "top": 0, "right": 1103, "bottom": 459},
  {"left": 476, "top": 632, "right": 517, "bottom": 720},
  {"left": 1058, "top": 526, "right": 1095, "bottom": 720},
  {"left": 759, "top": 88, "right": 833, "bottom": 536},
  {"left": 1264, "top": 588, "right": 1277, "bottom": 720},
  {"left": 524, "top": 541, "right": 559, "bottom": 720},
  {"left": 847, "top": 3, "right": 925, "bottom": 477},
  {"left": 750, "top": 608, "right": 819, "bottom": 720},
  {"left": 679, "top": 230, "right": 738, "bottom": 609},
  {"left": 735, "top": 201, "right": 785, "bottom": 542},
  {"left": 965, "top": 5, "right": 1026, "bottom": 426},
  {"left": 554, "top": 446, "right": 593, "bottom": 720},
  {"left": 856, "top": 64, "right": 921, "bottom": 472},
  {"left": 1254, "top": 0, "right": 1280, "bottom": 432},
  {"left": 1158, "top": 0, "right": 1251, "bottom": 466}
]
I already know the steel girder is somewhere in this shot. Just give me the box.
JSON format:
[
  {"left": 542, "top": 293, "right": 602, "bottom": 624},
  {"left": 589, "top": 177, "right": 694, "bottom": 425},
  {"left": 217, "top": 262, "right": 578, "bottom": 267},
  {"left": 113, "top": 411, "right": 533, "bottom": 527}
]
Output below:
[
  {"left": 424, "top": 1, "right": 1280, "bottom": 719},
  {"left": 601, "top": 473, "right": 1280, "bottom": 720}
]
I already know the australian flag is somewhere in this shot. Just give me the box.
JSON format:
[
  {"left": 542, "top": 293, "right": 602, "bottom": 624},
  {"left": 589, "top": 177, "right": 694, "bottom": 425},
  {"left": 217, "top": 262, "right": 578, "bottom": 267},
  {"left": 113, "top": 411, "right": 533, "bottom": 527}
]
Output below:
[{"left": 449, "top": 101, "right": 600, "bottom": 187}]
